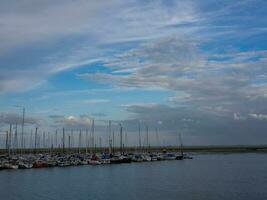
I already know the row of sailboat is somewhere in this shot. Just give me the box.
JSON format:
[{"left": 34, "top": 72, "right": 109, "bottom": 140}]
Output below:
[
  {"left": 1, "top": 119, "right": 192, "bottom": 170},
  {"left": 0, "top": 149, "right": 192, "bottom": 170}
]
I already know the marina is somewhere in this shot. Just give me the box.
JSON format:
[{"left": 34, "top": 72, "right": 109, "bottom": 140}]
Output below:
[
  {"left": 0, "top": 150, "right": 191, "bottom": 170},
  {"left": 0, "top": 120, "right": 194, "bottom": 170},
  {"left": 1, "top": 1, "right": 267, "bottom": 199}
]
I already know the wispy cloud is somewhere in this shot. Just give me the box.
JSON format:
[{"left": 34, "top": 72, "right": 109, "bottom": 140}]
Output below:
[
  {"left": 0, "top": 112, "right": 39, "bottom": 125},
  {"left": 82, "top": 99, "right": 110, "bottom": 104},
  {"left": 1, "top": 0, "right": 266, "bottom": 93},
  {"left": 1, "top": 0, "right": 267, "bottom": 145}
]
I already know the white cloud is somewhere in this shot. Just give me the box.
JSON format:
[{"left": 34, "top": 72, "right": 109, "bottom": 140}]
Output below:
[
  {"left": 51, "top": 115, "right": 92, "bottom": 128},
  {"left": 249, "top": 113, "right": 267, "bottom": 121}
]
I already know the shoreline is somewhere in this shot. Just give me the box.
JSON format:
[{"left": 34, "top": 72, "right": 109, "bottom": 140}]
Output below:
[{"left": 1, "top": 145, "right": 267, "bottom": 155}]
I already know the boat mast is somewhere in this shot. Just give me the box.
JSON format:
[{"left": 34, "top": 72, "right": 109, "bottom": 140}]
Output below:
[
  {"left": 112, "top": 130, "right": 115, "bottom": 154},
  {"left": 14, "top": 124, "right": 18, "bottom": 153},
  {"left": 71, "top": 129, "right": 74, "bottom": 148},
  {"left": 43, "top": 131, "right": 45, "bottom": 149},
  {"left": 99, "top": 136, "right": 102, "bottom": 151},
  {"left": 108, "top": 120, "right": 112, "bottom": 154},
  {"left": 146, "top": 125, "right": 149, "bottom": 152},
  {"left": 156, "top": 127, "right": 159, "bottom": 147},
  {"left": 92, "top": 119, "right": 95, "bottom": 152},
  {"left": 138, "top": 122, "right": 141, "bottom": 150},
  {"left": 34, "top": 127, "right": 38, "bottom": 154},
  {"left": 6, "top": 130, "right": 9, "bottom": 155},
  {"left": 68, "top": 135, "right": 71, "bottom": 153},
  {"left": 78, "top": 129, "right": 82, "bottom": 154},
  {"left": 86, "top": 128, "right": 88, "bottom": 154},
  {"left": 21, "top": 107, "right": 25, "bottom": 154},
  {"left": 9, "top": 124, "right": 12, "bottom": 156},
  {"left": 29, "top": 128, "right": 32, "bottom": 149},
  {"left": 179, "top": 133, "right": 184, "bottom": 157},
  {"left": 55, "top": 129, "right": 58, "bottom": 149},
  {"left": 120, "top": 124, "right": 123, "bottom": 154},
  {"left": 125, "top": 132, "right": 128, "bottom": 149},
  {"left": 62, "top": 128, "right": 65, "bottom": 153}
]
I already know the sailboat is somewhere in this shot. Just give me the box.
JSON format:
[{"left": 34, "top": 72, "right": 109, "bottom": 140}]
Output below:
[
  {"left": 88, "top": 154, "right": 102, "bottom": 165},
  {"left": 176, "top": 133, "right": 192, "bottom": 160}
]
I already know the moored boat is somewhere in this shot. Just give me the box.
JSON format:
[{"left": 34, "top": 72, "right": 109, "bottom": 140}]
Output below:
[
  {"left": 3, "top": 163, "right": 19, "bottom": 169},
  {"left": 163, "top": 153, "right": 177, "bottom": 160},
  {"left": 33, "top": 160, "right": 46, "bottom": 168},
  {"left": 88, "top": 154, "right": 102, "bottom": 165},
  {"left": 18, "top": 162, "right": 33, "bottom": 169}
]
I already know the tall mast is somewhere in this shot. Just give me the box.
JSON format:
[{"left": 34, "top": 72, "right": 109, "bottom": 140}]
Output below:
[
  {"left": 9, "top": 124, "right": 12, "bottom": 156},
  {"left": 6, "top": 131, "right": 9, "bottom": 156},
  {"left": 125, "top": 132, "right": 128, "bottom": 149},
  {"left": 120, "top": 124, "right": 123, "bottom": 154},
  {"left": 49, "top": 132, "right": 53, "bottom": 152},
  {"left": 14, "top": 124, "right": 18, "bottom": 153},
  {"left": 146, "top": 125, "right": 149, "bottom": 152},
  {"left": 43, "top": 131, "right": 45, "bottom": 149},
  {"left": 138, "top": 122, "right": 141, "bottom": 149},
  {"left": 55, "top": 129, "right": 58, "bottom": 149},
  {"left": 99, "top": 136, "right": 102, "bottom": 150},
  {"left": 68, "top": 135, "right": 71, "bottom": 153},
  {"left": 92, "top": 119, "right": 95, "bottom": 150},
  {"left": 125, "top": 132, "right": 128, "bottom": 154},
  {"left": 86, "top": 128, "right": 88, "bottom": 154},
  {"left": 21, "top": 107, "right": 25, "bottom": 153},
  {"left": 62, "top": 128, "right": 65, "bottom": 153},
  {"left": 29, "top": 129, "right": 32, "bottom": 149},
  {"left": 78, "top": 129, "right": 82, "bottom": 154},
  {"left": 34, "top": 127, "right": 38, "bottom": 154},
  {"left": 71, "top": 129, "right": 74, "bottom": 148},
  {"left": 48, "top": 132, "right": 50, "bottom": 150},
  {"left": 156, "top": 127, "right": 159, "bottom": 147},
  {"left": 112, "top": 131, "right": 114, "bottom": 153},
  {"left": 38, "top": 131, "right": 40, "bottom": 149},
  {"left": 108, "top": 120, "right": 112, "bottom": 154},
  {"left": 179, "top": 133, "right": 183, "bottom": 156}
]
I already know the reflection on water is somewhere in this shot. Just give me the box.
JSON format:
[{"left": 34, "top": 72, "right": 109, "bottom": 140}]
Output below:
[{"left": 0, "top": 153, "right": 267, "bottom": 200}]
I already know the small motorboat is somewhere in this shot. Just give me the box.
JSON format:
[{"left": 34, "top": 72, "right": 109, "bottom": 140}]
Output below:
[
  {"left": 110, "top": 155, "right": 131, "bottom": 164},
  {"left": 164, "top": 153, "right": 177, "bottom": 160},
  {"left": 57, "top": 161, "right": 71, "bottom": 167},
  {"left": 132, "top": 154, "right": 143, "bottom": 162},
  {"left": 143, "top": 155, "right": 152, "bottom": 162},
  {"left": 183, "top": 155, "right": 193, "bottom": 159},
  {"left": 176, "top": 155, "right": 184, "bottom": 160},
  {"left": 149, "top": 154, "right": 158, "bottom": 161},
  {"left": 101, "top": 154, "right": 111, "bottom": 164},
  {"left": 88, "top": 159, "right": 102, "bottom": 165},
  {"left": 80, "top": 160, "right": 89, "bottom": 165},
  {"left": 3, "top": 163, "right": 19, "bottom": 169},
  {"left": 18, "top": 162, "right": 33, "bottom": 169}
]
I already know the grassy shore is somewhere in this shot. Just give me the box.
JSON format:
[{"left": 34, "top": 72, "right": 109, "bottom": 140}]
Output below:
[{"left": 1, "top": 145, "right": 267, "bottom": 155}]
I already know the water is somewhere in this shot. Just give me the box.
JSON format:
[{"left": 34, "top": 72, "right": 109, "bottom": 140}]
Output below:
[{"left": 0, "top": 153, "right": 267, "bottom": 200}]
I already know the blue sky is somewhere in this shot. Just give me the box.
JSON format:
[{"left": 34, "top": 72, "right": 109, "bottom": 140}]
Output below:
[{"left": 1, "top": 0, "right": 267, "bottom": 146}]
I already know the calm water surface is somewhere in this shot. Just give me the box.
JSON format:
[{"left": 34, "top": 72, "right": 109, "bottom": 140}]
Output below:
[{"left": 0, "top": 153, "right": 267, "bottom": 200}]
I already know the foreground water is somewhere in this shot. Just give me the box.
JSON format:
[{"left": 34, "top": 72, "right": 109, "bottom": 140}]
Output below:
[{"left": 0, "top": 153, "right": 267, "bottom": 200}]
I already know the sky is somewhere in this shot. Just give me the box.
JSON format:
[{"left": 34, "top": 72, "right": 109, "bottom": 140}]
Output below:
[{"left": 0, "top": 0, "right": 267, "bottom": 147}]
